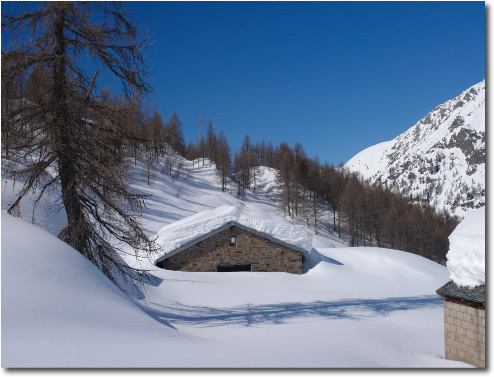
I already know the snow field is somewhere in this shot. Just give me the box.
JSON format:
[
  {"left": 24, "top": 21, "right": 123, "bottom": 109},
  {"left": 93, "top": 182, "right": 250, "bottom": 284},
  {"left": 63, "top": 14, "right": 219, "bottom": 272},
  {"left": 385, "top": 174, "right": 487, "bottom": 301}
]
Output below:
[
  {"left": 3, "top": 212, "right": 469, "bottom": 367},
  {"left": 1, "top": 153, "right": 473, "bottom": 368},
  {"left": 1, "top": 212, "right": 197, "bottom": 368}
]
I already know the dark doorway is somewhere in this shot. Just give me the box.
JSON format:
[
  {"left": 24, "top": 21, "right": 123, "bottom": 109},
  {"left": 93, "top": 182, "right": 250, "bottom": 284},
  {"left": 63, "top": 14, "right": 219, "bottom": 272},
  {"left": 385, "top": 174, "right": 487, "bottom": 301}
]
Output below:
[{"left": 217, "top": 264, "right": 251, "bottom": 272}]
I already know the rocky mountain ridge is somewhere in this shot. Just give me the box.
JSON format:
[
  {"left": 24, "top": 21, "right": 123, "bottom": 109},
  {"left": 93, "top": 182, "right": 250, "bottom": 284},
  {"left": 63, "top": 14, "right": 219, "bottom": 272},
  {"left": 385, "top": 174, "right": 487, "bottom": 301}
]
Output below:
[{"left": 345, "top": 79, "right": 485, "bottom": 217}]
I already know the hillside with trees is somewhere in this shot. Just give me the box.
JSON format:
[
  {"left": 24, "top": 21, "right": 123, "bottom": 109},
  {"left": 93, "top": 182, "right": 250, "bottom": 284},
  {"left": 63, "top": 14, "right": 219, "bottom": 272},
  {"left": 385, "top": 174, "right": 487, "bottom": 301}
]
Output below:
[{"left": 180, "top": 126, "right": 459, "bottom": 264}]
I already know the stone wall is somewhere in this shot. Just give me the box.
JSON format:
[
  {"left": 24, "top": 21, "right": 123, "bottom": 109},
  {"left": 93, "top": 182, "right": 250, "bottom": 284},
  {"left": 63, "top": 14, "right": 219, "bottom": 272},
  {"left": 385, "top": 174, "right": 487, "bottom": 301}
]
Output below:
[
  {"left": 443, "top": 299, "right": 485, "bottom": 368},
  {"left": 158, "top": 225, "right": 303, "bottom": 274}
]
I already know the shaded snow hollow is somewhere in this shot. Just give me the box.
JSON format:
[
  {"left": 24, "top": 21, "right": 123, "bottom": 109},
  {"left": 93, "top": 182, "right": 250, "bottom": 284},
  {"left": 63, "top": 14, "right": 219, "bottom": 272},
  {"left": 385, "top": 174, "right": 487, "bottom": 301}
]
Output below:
[
  {"left": 446, "top": 206, "right": 485, "bottom": 288},
  {"left": 155, "top": 205, "right": 313, "bottom": 262}
]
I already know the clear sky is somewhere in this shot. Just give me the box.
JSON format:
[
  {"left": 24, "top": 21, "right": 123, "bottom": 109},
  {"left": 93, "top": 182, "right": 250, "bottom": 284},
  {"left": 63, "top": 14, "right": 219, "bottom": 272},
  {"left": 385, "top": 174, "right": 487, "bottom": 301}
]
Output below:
[{"left": 3, "top": 1, "right": 485, "bottom": 165}]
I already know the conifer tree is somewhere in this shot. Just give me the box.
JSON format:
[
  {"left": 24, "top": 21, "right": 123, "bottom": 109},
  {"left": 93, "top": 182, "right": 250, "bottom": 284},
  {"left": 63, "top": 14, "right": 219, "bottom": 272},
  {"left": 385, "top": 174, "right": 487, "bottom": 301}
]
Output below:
[
  {"left": 164, "top": 111, "right": 185, "bottom": 155},
  {"left": 149, "top": 109, "right": 165, "bottom": 158},
  {"left": 2, "top": 2, "right": 157, "bottom": 289},
  {"left": 216, "top": 131, "right": 231, "bottom": 192},
  {"left": 185, "top": 141, "right": 198, "bottom": 166},
  {"left": 206, "top": 117, "right": 217, "bottom": 164},
  {"left": 338, "top": 174, "right": 364, "bottom": 246},
  {"left": 275, "top": 143, "right": 295, "bottom": 217}
]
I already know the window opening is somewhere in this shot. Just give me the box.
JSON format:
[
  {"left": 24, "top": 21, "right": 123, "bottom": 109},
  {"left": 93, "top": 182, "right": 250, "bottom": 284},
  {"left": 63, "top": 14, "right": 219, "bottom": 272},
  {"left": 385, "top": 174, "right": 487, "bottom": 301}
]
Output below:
[{"left": 217, "top": 264, "right": 251, "bottom": 272}]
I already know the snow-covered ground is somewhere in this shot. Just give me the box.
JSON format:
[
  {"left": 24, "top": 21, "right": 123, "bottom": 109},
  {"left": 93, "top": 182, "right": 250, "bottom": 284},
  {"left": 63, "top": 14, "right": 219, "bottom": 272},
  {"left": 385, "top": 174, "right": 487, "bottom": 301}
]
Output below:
[{"left": 1, "top": 155, "right": 472, "bottom": 368}]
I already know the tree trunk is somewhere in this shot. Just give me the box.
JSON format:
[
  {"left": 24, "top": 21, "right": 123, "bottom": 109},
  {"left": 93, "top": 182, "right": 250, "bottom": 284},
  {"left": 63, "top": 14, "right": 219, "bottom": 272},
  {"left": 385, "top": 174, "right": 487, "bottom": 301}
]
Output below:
[
  {"left": 147, "top": 153, "right": 150, "bottom": 185},
  {"left": 54, "top": 6, "right": 86, "bottom": 253},
  {"left": 313, "top": 190, "right": 317, "bottom": 235},
  {"left": 2, "top": 99, "right": 9, "bottom": 159},
  {"left": 333, "top": 208, "right": 336, "bottom": 231}
]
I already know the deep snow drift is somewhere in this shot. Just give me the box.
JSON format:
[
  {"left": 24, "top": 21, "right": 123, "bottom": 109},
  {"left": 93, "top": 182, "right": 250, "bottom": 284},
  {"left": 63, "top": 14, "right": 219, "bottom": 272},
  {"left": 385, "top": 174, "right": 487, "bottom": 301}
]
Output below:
[
  {"left": 1, "top": 156, "right": 472, "bottom": 367},
  {"left": 1, "top": 212, "right": 194, "bottom": 368},
  {"left": 446, "top": 206, "right": 485, "bottom": 288}
]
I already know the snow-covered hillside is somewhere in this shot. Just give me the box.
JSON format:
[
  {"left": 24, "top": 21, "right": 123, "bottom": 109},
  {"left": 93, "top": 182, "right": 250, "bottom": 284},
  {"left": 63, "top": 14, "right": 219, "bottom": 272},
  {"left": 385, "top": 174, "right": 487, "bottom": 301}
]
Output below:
[
  {"left": 1, "top": 153, "right": 472, "bottom": 367},
  {"left": 346, "top": 80, "right": 485, "bottom": 217}
]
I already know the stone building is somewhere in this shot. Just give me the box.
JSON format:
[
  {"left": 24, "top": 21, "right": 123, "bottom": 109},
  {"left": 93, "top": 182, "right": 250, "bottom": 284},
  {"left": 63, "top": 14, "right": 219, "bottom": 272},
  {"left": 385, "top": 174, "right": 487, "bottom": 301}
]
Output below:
[
  {"left": 436, "top": 281, "right": 485, "bottom": 368},
  {"left": 156, "top": 220, "right": 310, "bottom": 274}
]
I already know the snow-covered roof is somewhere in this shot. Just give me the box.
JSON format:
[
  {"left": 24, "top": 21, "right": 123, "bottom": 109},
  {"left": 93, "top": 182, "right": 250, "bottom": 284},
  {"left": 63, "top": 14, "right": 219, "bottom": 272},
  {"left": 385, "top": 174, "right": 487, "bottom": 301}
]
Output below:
[
  {"left": 155, "top": 205, "right": 313, "bottom": 263},
  {"left": 446, "top": 206, "right": 485, "bottom": 288}
]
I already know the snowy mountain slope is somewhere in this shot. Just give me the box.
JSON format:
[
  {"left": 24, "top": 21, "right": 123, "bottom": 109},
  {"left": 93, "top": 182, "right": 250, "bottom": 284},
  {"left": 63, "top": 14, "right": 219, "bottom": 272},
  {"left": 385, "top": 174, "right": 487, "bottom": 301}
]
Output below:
[
  {"left": 345, "top": 80, "right": 485, "bottom": 217},
  {"left": 1, "top": 152, "right": 472, "bottom": 367}
]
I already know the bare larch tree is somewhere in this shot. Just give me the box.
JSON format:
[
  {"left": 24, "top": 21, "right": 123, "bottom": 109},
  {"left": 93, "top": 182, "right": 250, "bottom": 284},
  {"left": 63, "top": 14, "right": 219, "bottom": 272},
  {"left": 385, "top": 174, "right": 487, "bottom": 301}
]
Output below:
[{"left": 2, "top": 2, "right": 158, "bottom": 290}]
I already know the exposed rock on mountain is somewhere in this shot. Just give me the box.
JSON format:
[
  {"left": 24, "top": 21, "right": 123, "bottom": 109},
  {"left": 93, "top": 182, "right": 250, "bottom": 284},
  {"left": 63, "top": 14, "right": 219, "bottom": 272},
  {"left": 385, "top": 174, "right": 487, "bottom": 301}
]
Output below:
[{"left": 346, "top": 80, "right": 485, "bottom": 217}]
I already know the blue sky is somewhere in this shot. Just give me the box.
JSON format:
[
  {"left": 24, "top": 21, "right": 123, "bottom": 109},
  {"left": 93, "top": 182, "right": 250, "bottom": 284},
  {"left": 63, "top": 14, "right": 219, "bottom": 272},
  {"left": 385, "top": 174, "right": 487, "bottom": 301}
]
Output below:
[
  {"left": 125, "top": 1, "right": 484, "bottom": 165},
  {"left": 3, "top": 1, "right": 485, "bottom": 165}
]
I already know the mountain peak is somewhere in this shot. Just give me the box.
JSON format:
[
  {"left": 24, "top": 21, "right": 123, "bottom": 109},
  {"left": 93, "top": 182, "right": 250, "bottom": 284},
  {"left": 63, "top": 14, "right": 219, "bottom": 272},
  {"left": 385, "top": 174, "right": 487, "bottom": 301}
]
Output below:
[{"left": 345, "top": 80, "right": 485, "bottom": 217}]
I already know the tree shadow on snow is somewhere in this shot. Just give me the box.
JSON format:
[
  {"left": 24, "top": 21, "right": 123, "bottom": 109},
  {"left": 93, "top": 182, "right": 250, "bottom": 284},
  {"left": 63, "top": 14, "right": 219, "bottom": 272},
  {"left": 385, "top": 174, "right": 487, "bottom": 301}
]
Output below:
[{"left": 140, "top": 295, "right": 442, "bottom": 329}]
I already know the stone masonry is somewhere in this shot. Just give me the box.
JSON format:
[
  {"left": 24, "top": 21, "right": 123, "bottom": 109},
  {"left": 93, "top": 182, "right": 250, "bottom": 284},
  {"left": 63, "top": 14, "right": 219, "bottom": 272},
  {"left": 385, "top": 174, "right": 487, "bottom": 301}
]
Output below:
[
  {"left": 158, "top": 225, "right": 303, "bottom": 274},
  {"left": 443, "top": 299, "right": 485, "bottom": 368}
]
